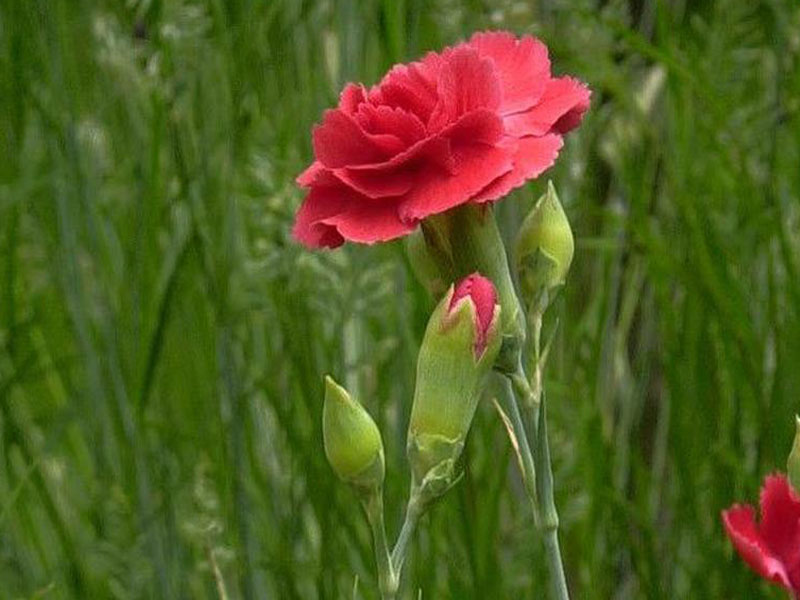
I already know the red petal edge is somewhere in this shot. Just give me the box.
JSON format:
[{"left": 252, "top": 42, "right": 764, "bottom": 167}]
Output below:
[
  {"left": 468, "top": 31, "right": 551, "bottom": 115},
  {"left": 722, "top": 503, "right": 793, "bottom": 592}
]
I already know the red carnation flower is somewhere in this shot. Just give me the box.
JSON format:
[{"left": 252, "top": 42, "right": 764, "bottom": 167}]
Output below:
[
  {"left": 722, "top": 474, "right": 800, "bottom": 597},
  {"left": 293, "top": 31, "right": 590, "bottom": 248}
]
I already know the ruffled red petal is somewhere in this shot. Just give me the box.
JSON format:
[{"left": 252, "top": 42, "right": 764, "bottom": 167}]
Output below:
[
  {"left": 503, "top": 76, "right": 591, "bottom": 138},
  {"left": 759, "top": 475, "right": 800, "bottom": 588},
  {"left": 398, "top": 142, "right": 513, "bottom": 223},
  {"left": 338, "top": 83, "right": 368, "bottom": 115},
  {"left": 333, "top": 109, "right": 503, "bottom": 199},
  {"left": 472, "top": 134, "right": 563, "bottom": 204},
  {"left": 296, "top": 161, "right": 324, "bottom": 188},
  {"left": 722, "top": 504, "right": 793, "bottom": 590},
  {"left": 370, "top": 55, "right": 441, "bottom": 124},
  {"left": 292, "top": 186, "right": 349, "bottom": 248},
  {"left": 313, "top": 109, "right": 406, "bottom": 168},
  {"left": 468, "top": 31, "right": 550, "bottom": 115},
  {"left": 354, "top": 104, "right": 426, "bottom": 146},
  {"left": 427, "top": 46, "right": 502, "bottom": 133},
  {"left": 292, "top": 184, "right": 415, "bottom": 247},
  {"left": 332, "top": 163, "right": 418, "bottom": 199},
  {"left": 324, "top": 196, "right": 415, "bottom": 244}
]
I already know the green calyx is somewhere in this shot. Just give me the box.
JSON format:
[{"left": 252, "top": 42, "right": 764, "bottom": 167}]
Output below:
[
  {"left": 323, "top": 376, "right": 385, "bottom": 489},
  {"left": 404, "top": 229, "right": 450, "bottom": 298},
  {"left": 406, "top": 431, "right": 464, "bottom": 504},
  {"left": 787, "top": 415, "right": 800, "bottom": 492},
  {"left": 515, "top": 181, "right": 574, "bottom": 298}
]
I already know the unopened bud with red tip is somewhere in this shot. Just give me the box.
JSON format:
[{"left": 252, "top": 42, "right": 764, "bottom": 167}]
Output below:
[
  {"left": 407, "top": 273, "right": 502, "bottom": 500},
  {"left": 323, "top": 375, "right": 385, "bottom": 490},
  {"left": 451, "top": 274, "right": 498, "bottom": 359}
]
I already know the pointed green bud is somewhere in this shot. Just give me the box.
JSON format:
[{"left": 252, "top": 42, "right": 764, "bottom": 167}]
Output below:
[
  {"left": 323, "top": 376, "right": 385, "bottom": 489},
  {"left": 787, "top": 415, "right": 800, "bottom": 492},
  {"left": 407, "top": 274, "right": 502, "bottom": 495},
  {"left": 515, "top": 181, "right": 574, "bottom": 298}
]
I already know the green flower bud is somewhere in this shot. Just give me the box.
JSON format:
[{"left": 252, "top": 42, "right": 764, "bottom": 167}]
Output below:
[
  {"left": 514, "top": 181, "right": 574, "bottom": 297},
  {"left": 787, "top": 416, "right": 800, "bottom": 492},
  {"left": 323, "top": 376, "right": 385, "bottom": 489},
  {"left": 407, "top": 274, "right": 502, "bottom": 496}
]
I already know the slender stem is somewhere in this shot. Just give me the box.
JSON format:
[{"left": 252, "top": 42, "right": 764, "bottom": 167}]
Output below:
[
  {"left": 362, "top": 490, "right": 398, "bottom": 600},
  {"left": 544, "top": 529, "right": 569, "bottom": 600},
  {"left": 503, "top": 371, "right": 570, "bottom": 600},
  {"left": 530, "top": 301, "right": 543, "bottom": 368},
  {"left": 498, "top": 377, "right": 539, "bottom": 521},
  {"left": 533, "top": 383, "right": 569, "bottom": 600},
  {"left": 500, "top": 291, "right": 569, "bottom": 599},
  {"left": 510, "top": 367, "right": 539, "bottom": 435},
  {"left": 391, "top": 494, "right": 421, "bottom": 574},
  {"left": 515, "top": 303, "right": 544, "bottom": 414}
]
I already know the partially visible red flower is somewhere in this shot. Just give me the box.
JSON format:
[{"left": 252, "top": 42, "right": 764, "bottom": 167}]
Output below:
[
  {"left": 293, "top": 31, "right": 590, "bottom": 248},
  {"left": 722, "top": 474, "right": 800, "bottom": 597}
]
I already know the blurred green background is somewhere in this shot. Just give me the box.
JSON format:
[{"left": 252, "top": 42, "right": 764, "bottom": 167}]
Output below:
[{"left": 1, "top": 0, "right": 799, "bottom": 598}]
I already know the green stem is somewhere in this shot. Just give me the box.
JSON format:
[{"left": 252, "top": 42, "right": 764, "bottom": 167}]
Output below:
[
  {"left": 362, "top": 490, "right": 398, "bottom": 600},
  {"left": 504, "top": 366, "right": 570, "bottom": 600},
  {"left": 533, "top": 384, "right": 569, "bottom": 600},
  {"left": 499, "top": 377, "right": 539, "bottom": 522},
  {"left": 544, "top": 529, "right": 569, "bottom": 600},
  {"left": 391, "top": 494, "right": 421, "bottom": 575},
  {"left": 510, "top": 366, "right": 539, "bottom": 435},
  {"left": 500, "top": 304, "right": 569, "bottom": 600}
]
